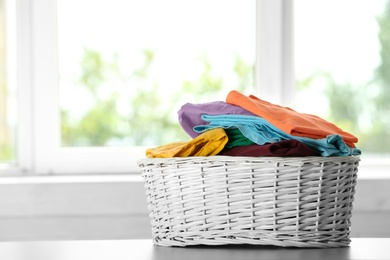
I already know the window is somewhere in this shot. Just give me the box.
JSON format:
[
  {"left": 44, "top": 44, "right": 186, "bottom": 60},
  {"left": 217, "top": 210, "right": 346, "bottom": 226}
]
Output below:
[
  {"left": 57, "top": 0, "right": 256, "bottom": 148},
  {"left": 295, "top": 0, "right": 389, "bottom": 154},
  {"left": 3, "top": 0, "right": 388, "bottom": 177},
  {"left": 10, "top": 0, "right": 259, "bottom": 174},
  {"left": 294, "top": 0, "right": 390, "bottom": 177},
  {"left": 0, "top": 0, "right": 16, "bottom": 167}
]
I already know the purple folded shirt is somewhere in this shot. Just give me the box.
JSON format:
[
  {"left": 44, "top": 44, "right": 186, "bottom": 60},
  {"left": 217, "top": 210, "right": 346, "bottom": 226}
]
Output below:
[
  {"left": 219, "top": 140, "right": 320, "bottom": 157},
  {"left": 178, "top": 101, "right": 255, "bottom": 138}
]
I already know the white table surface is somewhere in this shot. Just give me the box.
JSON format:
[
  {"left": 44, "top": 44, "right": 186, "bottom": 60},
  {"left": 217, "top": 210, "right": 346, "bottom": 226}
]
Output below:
[{"left": 0, "top": 238, "right": 389, "bottom": 260}]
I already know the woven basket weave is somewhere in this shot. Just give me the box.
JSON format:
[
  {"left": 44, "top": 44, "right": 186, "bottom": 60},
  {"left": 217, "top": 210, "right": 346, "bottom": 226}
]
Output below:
[{"left": 138, "top": 156, "right": 359, "bottom": 248}]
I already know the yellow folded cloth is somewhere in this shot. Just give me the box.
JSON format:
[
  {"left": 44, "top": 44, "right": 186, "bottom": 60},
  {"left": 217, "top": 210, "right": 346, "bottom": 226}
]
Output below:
[{"left": 146, "top": 128, "right": 228, "bottom": 158}]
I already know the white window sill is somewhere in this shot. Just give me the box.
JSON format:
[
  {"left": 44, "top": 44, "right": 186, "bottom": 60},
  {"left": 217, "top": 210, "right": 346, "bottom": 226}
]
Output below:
[{"left": 0, "top": 174, "right": 143, "bottom": 184}]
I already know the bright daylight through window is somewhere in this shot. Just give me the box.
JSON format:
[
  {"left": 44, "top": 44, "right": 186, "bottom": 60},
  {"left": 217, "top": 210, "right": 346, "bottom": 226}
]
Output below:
[
  {"left": 0, "top": 0, "right": 16, "bottom": 167},
  {"left": 57, "top": 0, "right": 256, "bottom": 148},
  {"left": 1, "top": 0, "right": 389, "bottom": 175},
  {"left": 294, "top": 0, "right": 390, "bottom": 158}
]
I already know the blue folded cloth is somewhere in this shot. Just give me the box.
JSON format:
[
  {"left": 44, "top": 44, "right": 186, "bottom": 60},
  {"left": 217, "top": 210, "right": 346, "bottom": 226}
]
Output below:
[{"left": 193, "top": 114, "right": 361, "bottom": 157}]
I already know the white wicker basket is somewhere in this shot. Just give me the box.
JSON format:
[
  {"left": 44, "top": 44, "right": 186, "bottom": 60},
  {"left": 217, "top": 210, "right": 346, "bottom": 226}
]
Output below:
[{"left": 138, "top": 156, "right": 359, "bottom": 248}]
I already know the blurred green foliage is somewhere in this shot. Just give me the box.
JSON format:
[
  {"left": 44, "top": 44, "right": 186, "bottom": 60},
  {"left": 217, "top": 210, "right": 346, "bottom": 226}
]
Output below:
[
  {"left": 0, "top": 140, "right": 13, "bottom": 162},
  {"left": 62, "top": 0, "right": 390, "bottom": 152},
  {"left": 1, "top": 2, "right": 388, "bottom": 161},
  {"left": 61, "top": 49, "right": 253, "bottom": 146},
  {"left": 297, "top": 2, "right": 390, "bottom": 154}
]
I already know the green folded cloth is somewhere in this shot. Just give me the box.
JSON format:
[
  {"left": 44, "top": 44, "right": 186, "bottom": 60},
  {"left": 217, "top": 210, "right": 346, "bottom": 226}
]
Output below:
[{"left": 225, "top": 128, "right": 255, "bottom": 148}]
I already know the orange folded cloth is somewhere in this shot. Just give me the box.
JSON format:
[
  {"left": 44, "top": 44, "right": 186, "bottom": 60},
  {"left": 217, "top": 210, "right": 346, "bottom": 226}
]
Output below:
[
  {"left": 226, "top": 90, "right": 358, "bottom": 148},
  {"left": 146, "top": 128, "right": 228, "bottom": 158}
]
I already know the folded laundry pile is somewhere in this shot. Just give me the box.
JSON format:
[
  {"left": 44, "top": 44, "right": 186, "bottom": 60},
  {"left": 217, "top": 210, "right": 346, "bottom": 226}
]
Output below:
[{"left": 146, "top": 90, "right": 361, "bottom": 158}]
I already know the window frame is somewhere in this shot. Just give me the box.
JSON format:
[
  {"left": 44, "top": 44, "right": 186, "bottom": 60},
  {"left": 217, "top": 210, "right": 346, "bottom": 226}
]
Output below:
[
  {"left": 11, "top": 0, "right": 293, "bottom": 175},
  {"left": 11, "top": 0, "right": 176, "bottom": 174},
  {"left": 5, "top": 0, "right": 387, "bottom": 177}
]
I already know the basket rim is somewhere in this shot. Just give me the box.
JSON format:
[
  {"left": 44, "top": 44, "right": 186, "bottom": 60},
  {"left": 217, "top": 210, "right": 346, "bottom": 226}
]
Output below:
[{"left": 137, "top": 155, "right": 360, "bottom": 166}]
